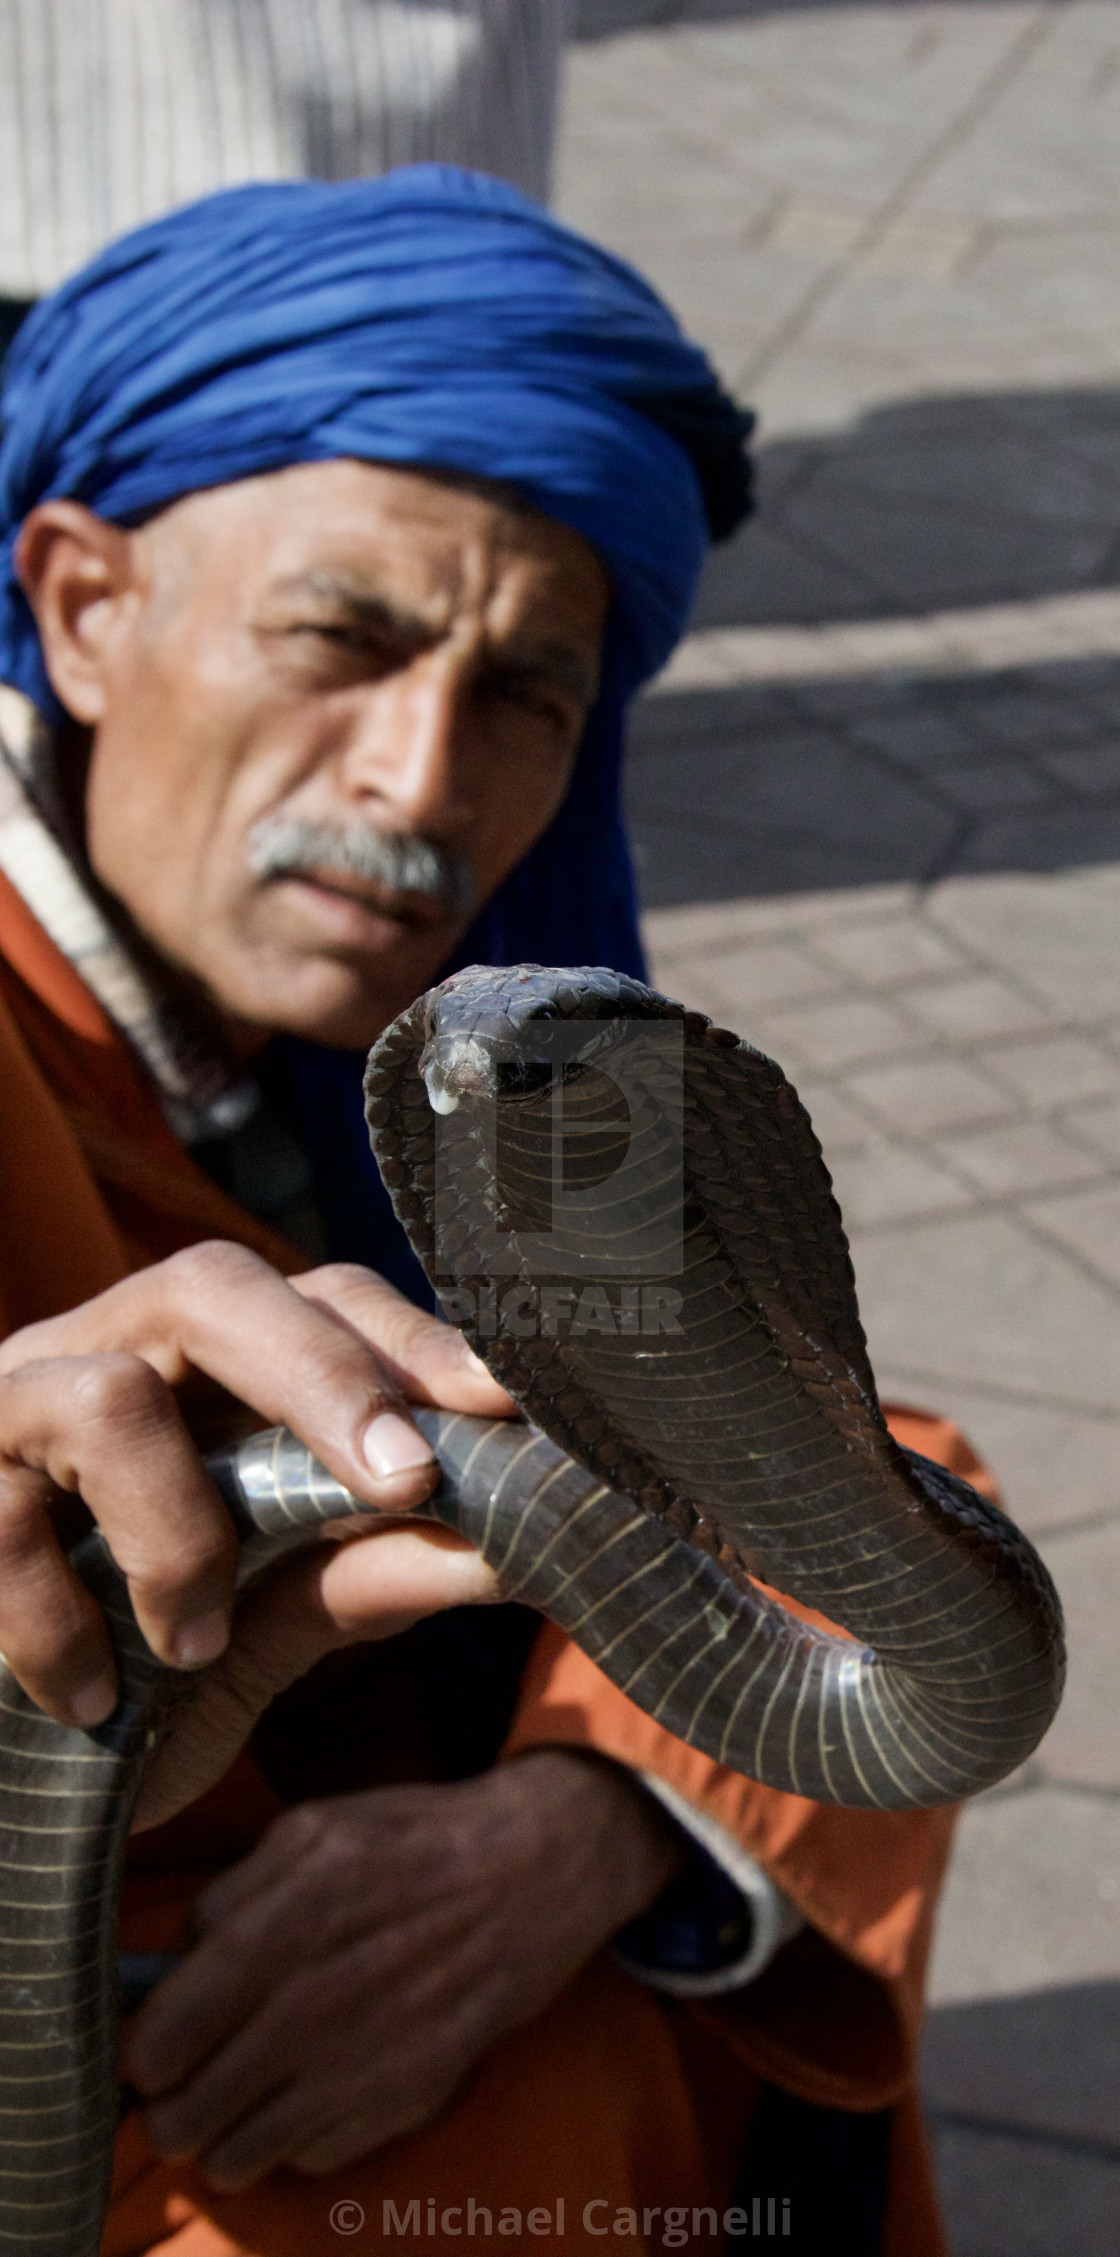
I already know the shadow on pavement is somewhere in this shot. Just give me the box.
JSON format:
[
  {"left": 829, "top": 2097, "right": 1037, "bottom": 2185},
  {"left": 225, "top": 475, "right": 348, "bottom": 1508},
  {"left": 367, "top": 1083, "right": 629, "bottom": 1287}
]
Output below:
[
  {"left": 696, "top": 388, "right": 1120, "bottom": 632},
  {"left": 925, "top": 1980, "right": 1120, "bottom": 2157},
  {"left": 570, "top": 0, "right": 1014, "bottom": 34},
  {"left": 628, "top": 653, "right": 1120, "bottom": 906},
  {"left": 627, "top": 384, "right": 1120, "bottom": 908},
  {"left": 923, "top": 1983, "right": 1120, "bottom": 2255}
]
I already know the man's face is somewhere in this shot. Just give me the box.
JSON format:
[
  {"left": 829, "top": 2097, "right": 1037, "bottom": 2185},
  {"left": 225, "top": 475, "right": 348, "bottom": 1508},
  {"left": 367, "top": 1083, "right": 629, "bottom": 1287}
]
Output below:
[{"left": 46, "top": 461, "right": 610, "bottom": 1050}]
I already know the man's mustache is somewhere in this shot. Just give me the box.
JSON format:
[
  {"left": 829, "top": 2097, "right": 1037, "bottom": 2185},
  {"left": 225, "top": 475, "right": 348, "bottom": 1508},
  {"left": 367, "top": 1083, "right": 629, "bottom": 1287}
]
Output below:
[{"left": 247, "top": 817, "right": 476, "bottom": 920}]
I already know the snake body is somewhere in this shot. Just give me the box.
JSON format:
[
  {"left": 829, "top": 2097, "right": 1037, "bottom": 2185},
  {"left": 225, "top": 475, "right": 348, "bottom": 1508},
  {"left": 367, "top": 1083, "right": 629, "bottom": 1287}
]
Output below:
[{"left": 0, "top": 964, "right": 1064, "bottom": 2254}]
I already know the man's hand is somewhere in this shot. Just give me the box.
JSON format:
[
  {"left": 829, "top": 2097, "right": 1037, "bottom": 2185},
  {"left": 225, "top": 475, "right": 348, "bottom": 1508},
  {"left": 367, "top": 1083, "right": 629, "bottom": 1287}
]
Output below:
[
  {"left": 123, "top": 1750, "right": 684, "bottom": 2189},
  {"left": 130, "top": 1517, "right": 500, "bottom": 1831},
  {"left": 0, "top": 1247, "right": 511, "bottom": 1728}
]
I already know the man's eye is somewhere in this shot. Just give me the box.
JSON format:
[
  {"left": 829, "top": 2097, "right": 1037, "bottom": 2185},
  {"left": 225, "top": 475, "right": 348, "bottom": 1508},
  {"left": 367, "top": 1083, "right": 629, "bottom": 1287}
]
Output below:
[
  {"left": 290, "top": 622, "right": 379, "bottom": 648},
  {"left": 284, "top": 623, "right": 405, "bottom": 666},
  {"left": 489, "top": 673, "right": 576, "bottom": 728}
]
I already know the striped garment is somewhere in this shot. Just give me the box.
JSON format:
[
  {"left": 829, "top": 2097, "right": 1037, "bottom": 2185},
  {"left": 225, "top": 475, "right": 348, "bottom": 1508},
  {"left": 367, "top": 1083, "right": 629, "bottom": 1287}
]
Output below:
[{"left": 0, "top": 0, "right": 564, "bottom": 297}]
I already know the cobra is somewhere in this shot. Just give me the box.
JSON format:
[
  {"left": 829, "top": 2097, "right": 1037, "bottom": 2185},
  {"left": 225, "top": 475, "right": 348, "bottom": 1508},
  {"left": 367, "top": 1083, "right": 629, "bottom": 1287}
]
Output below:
[{"left": 0, "top": 965, "right": 1064, "bottom": 2254}]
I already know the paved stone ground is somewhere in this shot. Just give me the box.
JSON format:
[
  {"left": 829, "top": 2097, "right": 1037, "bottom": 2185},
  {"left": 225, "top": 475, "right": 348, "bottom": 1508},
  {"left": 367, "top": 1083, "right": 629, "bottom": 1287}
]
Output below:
[{"left": 558, "top": 6, "right": 1120, "bottom": 2252}]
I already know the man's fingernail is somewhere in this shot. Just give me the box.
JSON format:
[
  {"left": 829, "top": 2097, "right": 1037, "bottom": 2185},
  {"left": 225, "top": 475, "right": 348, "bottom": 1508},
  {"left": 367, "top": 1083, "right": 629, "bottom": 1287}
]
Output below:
[
  {"left": 71, "top": 1674, "right": 117, "bottom": 1727},
  {"left": 363, "top": 1411, "right": 435, "bottom": 1478},
  {"left": 175, "top": 1610, "right": 229, "bottom": 1668}
]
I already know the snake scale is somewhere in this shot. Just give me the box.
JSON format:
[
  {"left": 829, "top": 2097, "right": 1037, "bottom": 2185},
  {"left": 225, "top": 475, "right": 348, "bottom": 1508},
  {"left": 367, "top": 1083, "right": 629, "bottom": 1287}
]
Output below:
[{"left": 0, "top": 964, "right": 1064, "bottom": 2254}]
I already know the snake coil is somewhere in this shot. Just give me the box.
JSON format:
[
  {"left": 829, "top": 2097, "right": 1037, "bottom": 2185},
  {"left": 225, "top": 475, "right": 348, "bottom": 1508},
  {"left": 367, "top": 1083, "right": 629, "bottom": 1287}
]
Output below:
[{"left": 0, "top": 966, "right": 1064, "bottom": 2253}]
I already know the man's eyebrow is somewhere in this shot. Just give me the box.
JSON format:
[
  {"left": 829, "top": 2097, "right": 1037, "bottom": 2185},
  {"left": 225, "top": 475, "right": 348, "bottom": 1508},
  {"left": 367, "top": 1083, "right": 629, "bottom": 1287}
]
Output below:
[
  {"left": 271, "top": 571, "right": 440, "bottom": 644},
  {"left": 272, "top": 573, "right": 600, "bottom": 704}
]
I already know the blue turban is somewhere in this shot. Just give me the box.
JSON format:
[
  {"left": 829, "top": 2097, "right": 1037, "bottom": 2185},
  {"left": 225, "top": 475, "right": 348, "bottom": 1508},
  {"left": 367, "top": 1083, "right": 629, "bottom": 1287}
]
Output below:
[{"left": 0, "top": 166, "right": 751, "bottom": 1288}]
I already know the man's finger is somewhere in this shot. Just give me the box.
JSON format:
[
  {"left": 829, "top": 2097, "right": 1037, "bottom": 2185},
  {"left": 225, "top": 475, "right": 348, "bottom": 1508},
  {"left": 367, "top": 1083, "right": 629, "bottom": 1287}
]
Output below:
[
  {"left": 202, "top": 2073, "right": 433, "bottom": 2189},
  {"left": 0, "top": 1461, "right": 118, "bottom": 1726},
  {"left": 149, "top": 2049, "right": 335, "bottom": 2189},
  {"left": 0, "top": 1243, "right": 441, "bottom": 1512},
  {"left": 314, "top": 1519, "right": 499, "bottom": 1635},
  {"left": 123, "top": 1931, "right": 271, "bottom": 2107},
  {"left": 288, "top": 1263, "right": 515, "bottom": 1415},
  {"left": 133, "top": 1950, "right": 429, "bottom": 2185},
  {"left": 0, "top": 1354, "right": 236, "bottom": 1717}
]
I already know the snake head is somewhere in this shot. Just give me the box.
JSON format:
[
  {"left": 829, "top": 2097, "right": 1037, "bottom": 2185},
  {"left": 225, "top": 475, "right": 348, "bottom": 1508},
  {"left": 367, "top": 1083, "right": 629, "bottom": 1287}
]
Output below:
[{"left": 417, "top": 966, "right": 623, "bottom": 1116}]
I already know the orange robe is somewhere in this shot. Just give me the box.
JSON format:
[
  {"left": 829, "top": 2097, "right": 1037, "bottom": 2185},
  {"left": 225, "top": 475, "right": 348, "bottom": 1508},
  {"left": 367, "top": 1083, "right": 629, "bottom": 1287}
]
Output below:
[{"left": 0, "top": 870, "right": 968, "bottom": 2256}]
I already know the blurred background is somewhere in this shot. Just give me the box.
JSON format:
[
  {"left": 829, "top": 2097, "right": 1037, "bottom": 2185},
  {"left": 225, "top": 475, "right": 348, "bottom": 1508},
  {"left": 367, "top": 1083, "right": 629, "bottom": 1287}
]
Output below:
[{"left": 559, "top": 4, "right": 1120, "bottom": 2251}]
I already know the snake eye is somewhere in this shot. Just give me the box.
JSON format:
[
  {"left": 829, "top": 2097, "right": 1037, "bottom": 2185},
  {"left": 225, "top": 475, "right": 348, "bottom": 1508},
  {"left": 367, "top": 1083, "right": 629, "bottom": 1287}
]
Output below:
[{"left": 494, "top": 1057, "right": 554, "bottom": 1099}]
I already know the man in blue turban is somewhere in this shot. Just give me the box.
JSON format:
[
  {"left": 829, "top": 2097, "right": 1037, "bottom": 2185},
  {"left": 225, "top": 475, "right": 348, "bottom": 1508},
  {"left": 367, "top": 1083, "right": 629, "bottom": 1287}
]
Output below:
[{"left": 0, "top": 169, "right": 953, "bottom": 2256}]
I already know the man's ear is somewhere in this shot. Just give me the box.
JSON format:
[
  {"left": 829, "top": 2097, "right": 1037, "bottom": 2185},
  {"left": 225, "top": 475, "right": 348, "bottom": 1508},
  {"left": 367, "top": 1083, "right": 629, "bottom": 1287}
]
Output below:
[{"left": 14, "top": 501, "right": 137, "bottom": 725}]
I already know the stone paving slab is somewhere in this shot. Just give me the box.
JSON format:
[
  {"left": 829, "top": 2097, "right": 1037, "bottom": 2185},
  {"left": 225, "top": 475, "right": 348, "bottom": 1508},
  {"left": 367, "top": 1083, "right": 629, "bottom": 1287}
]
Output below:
[
  {"left": 902, "top": 977, "right": 1053, "bottom": 1044},
  {"left": 925, "top": 1977, "right": 1120, "bottom": 2144},
  {"left": 1026, "top": 1181, "right": 1120, "bottom": 1291},
  {"left": 845, "top": 1052, "right": 1017, "bottom": 1134},
  {"left": 845, "top": 1207, "right": 1120, "bottom": 1404},
  {"left": 926, "top": 1785, "right": 1120, "bottom": 2003},
  {"left": 629, "top": 655, "right": 1120, "bottom": 908},
  {"left": 930, "top": 864, "right": 1120, "bottom": 1021},
  {"left": 569, "top": 1, "right": 1120, "bottom": 426},
  {"left": 933, "top": 1118, "right": 1104, "bottom": 1197},
  {"left": 928, "top": 2118, "right": 1120, "bottom": 2257},
  {"left": 561, "top": 4, "right": 1120, "bottom": 2243},
  {"left": 1033, "top": 1521, "right": 1120, "bottom": 1788}
]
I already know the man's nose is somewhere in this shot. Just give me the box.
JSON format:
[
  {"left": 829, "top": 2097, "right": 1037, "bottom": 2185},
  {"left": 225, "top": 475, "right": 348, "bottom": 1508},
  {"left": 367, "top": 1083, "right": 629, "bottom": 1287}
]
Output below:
[{"left": 344, "top": 649, "right": 476, "bottom": 834}]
